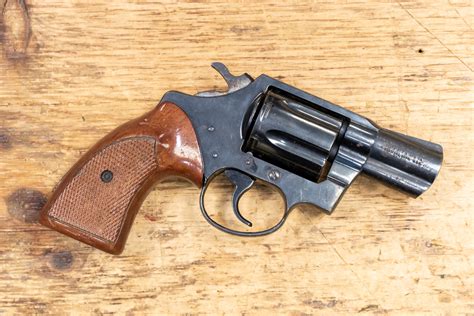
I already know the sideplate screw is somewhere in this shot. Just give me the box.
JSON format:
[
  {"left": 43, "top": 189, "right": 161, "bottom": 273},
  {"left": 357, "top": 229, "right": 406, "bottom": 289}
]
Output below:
[{"left": 267, "top": 169, "right": 280, "bottom": 181}]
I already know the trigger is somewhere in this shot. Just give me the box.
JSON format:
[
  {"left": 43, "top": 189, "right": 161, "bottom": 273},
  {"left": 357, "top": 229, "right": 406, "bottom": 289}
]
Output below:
[{"left": 224, "top": 170, "right": 255, "bottom": 227}]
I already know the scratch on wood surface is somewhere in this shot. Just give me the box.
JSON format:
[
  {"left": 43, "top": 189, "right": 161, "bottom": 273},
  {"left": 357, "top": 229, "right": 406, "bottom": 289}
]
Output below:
[
  {"left": 454, "top": 9, "right": 473, "bottom": 31},
  {"left": 303, "top": 298, "right": 338, "bottom": 309},
  {"left": 358, "top": 304, "right": 379, "bottom": 313},
  {"left": 397, "top": 1, "right": 473, "bottom": 72},
  {"left": 317, "top": 228, "right": 383, "bottom": 308}
]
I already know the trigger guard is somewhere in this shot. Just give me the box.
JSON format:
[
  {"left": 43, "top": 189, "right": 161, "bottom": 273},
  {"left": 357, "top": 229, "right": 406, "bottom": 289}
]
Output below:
[{"left": 199, "top": 171, "right": 290, "bottom": 237}]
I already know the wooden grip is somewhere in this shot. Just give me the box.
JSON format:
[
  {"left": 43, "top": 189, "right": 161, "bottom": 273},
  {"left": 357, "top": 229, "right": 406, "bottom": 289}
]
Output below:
[{"left": 40, "top": 102, "right": 203, "bottom": 254}]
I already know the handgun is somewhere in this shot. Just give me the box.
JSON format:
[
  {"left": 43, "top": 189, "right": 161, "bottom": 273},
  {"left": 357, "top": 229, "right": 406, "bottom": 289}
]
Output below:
[{"left": 39, "top": 63, "right": 443, "bottom": 254}]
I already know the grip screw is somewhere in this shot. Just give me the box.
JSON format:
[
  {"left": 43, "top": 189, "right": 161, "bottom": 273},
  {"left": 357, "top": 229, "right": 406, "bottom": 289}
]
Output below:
[{"left": 100, "top": 170, "right": 113, "bottom": 183}]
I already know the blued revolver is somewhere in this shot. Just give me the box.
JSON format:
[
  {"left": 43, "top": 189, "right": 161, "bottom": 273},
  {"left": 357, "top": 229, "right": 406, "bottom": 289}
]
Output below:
[{"left": 40, "top": 63, "right": 443, "bottom": 254}]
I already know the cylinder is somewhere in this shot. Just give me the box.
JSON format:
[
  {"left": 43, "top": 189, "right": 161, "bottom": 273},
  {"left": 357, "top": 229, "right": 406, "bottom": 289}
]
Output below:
[
  {"left": 362, "top": 128, "right": 443, "bottom": 196},
  {"left": 244, "top": 90, "right": 345, "bottom": 182}
]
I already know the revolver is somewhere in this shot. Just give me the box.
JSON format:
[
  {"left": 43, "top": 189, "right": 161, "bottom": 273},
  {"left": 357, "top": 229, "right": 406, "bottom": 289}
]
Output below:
[{"left": 40, "top": 63, "right": 443, "bottom": 254}]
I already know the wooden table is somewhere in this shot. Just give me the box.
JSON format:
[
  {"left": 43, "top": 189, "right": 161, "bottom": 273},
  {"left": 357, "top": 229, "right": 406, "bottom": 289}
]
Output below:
[{"left": 1, "top": 0, "right": 472, "bottom": 314}]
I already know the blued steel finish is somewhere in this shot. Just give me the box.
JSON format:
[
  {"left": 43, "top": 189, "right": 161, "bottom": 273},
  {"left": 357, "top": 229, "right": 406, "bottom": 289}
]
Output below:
[
  {"left": 244, "top": 89, "right": 346, "bottom": 183},
  {"left": 160, "top": 63, "right": 443, "bottom": 236},
  {"left": 363, "top": 129, "right": 443, "bottom": 196}
]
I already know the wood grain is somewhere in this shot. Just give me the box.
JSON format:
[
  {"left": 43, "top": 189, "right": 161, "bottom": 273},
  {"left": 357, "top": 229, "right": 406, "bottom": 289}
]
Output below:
[
  {"left": 40, "top": 101, "right": 203, "bottom": 254},
  {"left": 0, "top": 0, "right": 472, "bottom": 314}
]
